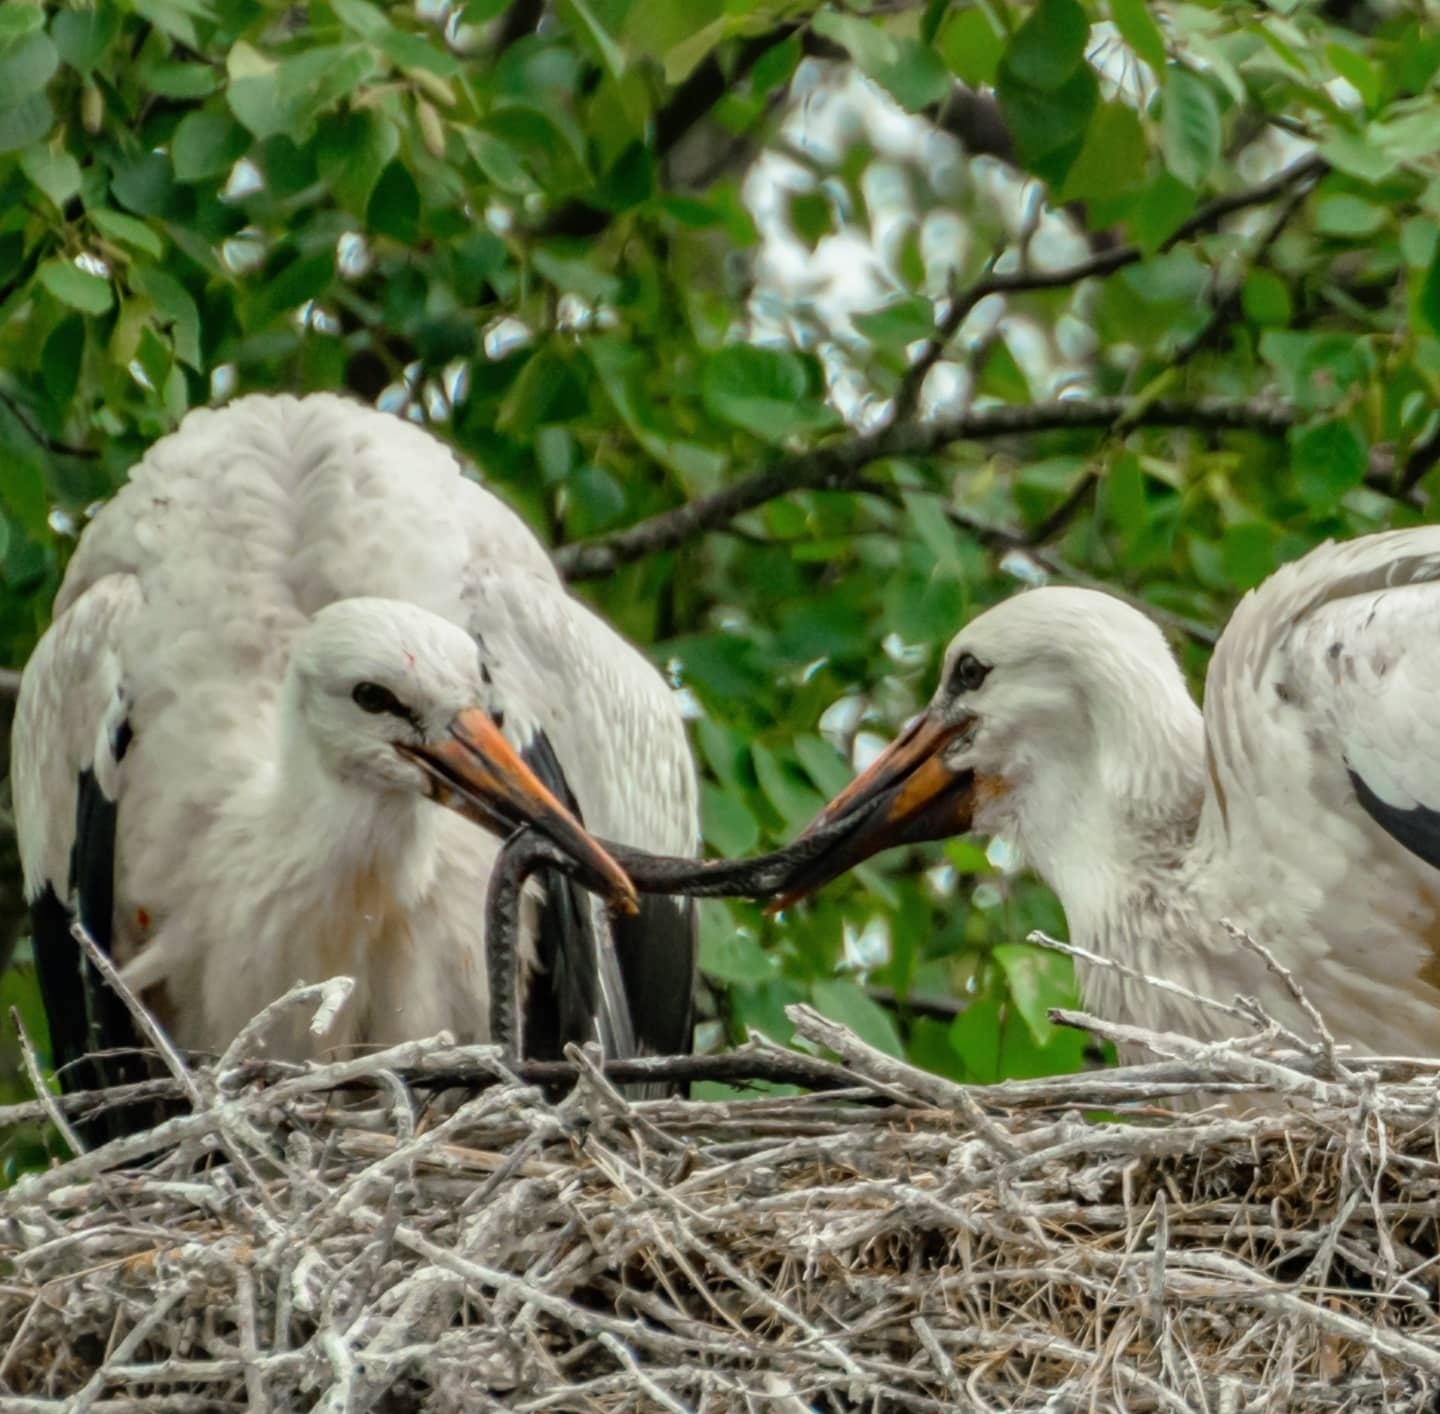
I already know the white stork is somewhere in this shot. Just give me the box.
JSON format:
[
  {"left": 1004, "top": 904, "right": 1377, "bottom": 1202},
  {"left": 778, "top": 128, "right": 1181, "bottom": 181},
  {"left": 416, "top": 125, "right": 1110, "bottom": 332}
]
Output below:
[
  {"left": 12, "top": 393, "right": 698, "bottom": 1104},
  {"left": 778, "top": 528, "right": 1440, "bottom": 1060}
]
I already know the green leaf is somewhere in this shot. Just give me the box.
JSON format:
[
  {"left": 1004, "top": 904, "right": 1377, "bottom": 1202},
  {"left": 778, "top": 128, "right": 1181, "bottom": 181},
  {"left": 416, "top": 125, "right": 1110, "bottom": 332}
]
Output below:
[
  {"left": 976, "top": 337, "right": 1030, "bottom": 402},
  {"left": 0, "top": 91, "right": 51, "bottom": 153},
  {"left": 1319, "top": 130, "right": 1392, "bottom": 182},
  {"left": 788, "top": 191, "right": 832, "bottom": 249},
  {"left": 368, "top": 160, "right": 420, "bottom": 244},
  {"left": 1259, "top": 330, "right": 1372, "bottom": 412},
  {"left": 0, "top": 29, "right": 57, "bottom": 102},
  {"left": 701, "top": 345, "right": 839, "bottom": 444},
  {"left": 1290, "top": 418, "right": 1368, "bottom": 509},
  {"left": 41, "top": 315, "right": 85, "bottom": 403},
  {"left": 317, "top": 109, "right": 398, "bottom": 212},
  {"left": 936, "top": 7, "right": 1004, "bottom": 87},
  {"left": 251, "top": 251, "right": 335, "bottom": 326},
  {"left": 699, "top": 911, "right": 774, "bottom": 985},
  {"left": 532, "top": 244, "right": 621, "bottom": 303},
  {"left": 0, "top": 456, "right": 41, "bottom": 539},
  {"left": 1241, "top": 269, "right": 1291, "bottom": 326},
  {"left": 598, "top": 141, "right": 653, "bottom": 212},
  {"left": 1325, "top": 42, "right": 1380, "bottom": 111},
  {"left": 1057, "top": 100, "right": 1146, "bottom": 203},
  {"left": 131, "top": 266, "right": 202, "bottom": 368},
  {"left": 143, "top": 60, "right": 218, "bottom": 98},
  {"left": 1127, "top": 171, "right": 1196, "bottom": 252},
  {"left": 950, "top": 993, "right": 1001, "bottom": 1083},
  {"left": 558, "top": 0, "right": 627, "bottom": 82},
  {"left": 1220, "top": 522, "right": 1275, "bottom": 591},
  {"left": 1315, "top": 194, "right": 1386, "bottom": 238},
  {"left": 1109, "top": 0, "right": 1166, "bottom": 71},
  {"left": 0, "top": 5, "right": 43, "bottom": 41},
  {"left": 751, "top": 742, "right": 823, "bottom": 830},
  {"left": 853, "top": 295, "right": 934, "bottom": 353},
  {"left": 110, "top": 151, "right": 175, "bottom": 215},
  {"left": 331, "top": 0, "right": 390, "bottom": 38},
  {"left": 811, "top": 14, "right": 952, "bottom": 111},
  {"left": 1004, "top": 0, "right": 1089, "bottom": 91},
  {"left": 51, "top": 7, "right": 119, "bottom": 71},
  {"left": 171, "top": 110, "right": 249, "bottom": 182},
  {"left": 1161, "top": 68, "right": 1221, "bottom": 188},
  {"left": 874, "top": 37, "right": 952, "bottom": 111},
  {"left": 993, "top": 943, "right": 1077, "bottom": 1045},
  {"left": 375, "top": 27, "right": 461, "bottom": 77},
  {"left": 1418, "top": 240, "right": 1440, "bottom": 337},
  {"left": 997, "top": 60, "right": 1098, "bottom": 179},
  {"left": 811, "top": 978, "right": 905, "bottom": 1059},
  {"left": 38, "top": 259, "right": 113, "bottom": 315},
  {"left": 20, "top": 145, "right": 82, "bottom": 208},
  {"left": 701, "top": 780, "right": 761, "bottom": 856},
  {"left": 1105, "top": 450, "right": 1146, "bottom": 535},
  {"left": 793, "top": 734, "right": 854, "bottom": 798},
  {"left": 131, "top": 0, "right": 211, "bottom": 47}
]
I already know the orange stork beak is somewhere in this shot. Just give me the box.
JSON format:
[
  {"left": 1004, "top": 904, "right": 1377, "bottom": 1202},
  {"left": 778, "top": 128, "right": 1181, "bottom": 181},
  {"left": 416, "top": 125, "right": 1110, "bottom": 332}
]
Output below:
[
  {"left": 401, "top": 707, "right": 639, "bottom": 914},
  {"left": 768, "top": 711, "right": 979, "bottom": 912}
]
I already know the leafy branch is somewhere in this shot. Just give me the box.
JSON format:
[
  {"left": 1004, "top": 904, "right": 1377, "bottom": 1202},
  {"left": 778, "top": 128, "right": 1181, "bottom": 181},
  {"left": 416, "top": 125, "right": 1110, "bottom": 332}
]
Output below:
[
  {"left": 891, "top": 153, "right": 1329, "bottom": 423},
  {"left": 556, "top": 396, "right": 1296, "bottom": 581},
  {"left": 557, "top": 154, "right": 1332, "bottom": 583}
]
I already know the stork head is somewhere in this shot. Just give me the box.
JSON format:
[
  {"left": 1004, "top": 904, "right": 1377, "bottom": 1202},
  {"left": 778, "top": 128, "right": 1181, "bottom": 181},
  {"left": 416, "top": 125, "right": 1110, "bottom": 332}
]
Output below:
[
  {"left": 288, "top": 598, "right": 637, "bottom": 911},
  {"left": 772, "top": 587, "right": 1200, "bottom": 908}
]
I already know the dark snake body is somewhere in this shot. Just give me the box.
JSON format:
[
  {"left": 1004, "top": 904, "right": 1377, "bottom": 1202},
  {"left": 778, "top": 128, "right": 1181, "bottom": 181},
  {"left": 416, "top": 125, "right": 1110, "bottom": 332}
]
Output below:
[{"left": 483, "top": 817, "right": 858, "bottom": 1056}]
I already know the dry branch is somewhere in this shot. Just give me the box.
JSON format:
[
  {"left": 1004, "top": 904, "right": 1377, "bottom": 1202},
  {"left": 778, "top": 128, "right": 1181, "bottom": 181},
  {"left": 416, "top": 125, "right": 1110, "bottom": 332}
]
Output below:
[{"left": 4, "top": 981, "right": 1440, "bottom": 1411}]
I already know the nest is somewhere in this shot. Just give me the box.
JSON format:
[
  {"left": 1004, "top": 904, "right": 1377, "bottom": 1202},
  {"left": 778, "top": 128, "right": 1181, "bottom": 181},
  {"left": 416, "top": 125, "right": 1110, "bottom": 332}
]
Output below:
[{"left": 3, "top": 976, "right": 1440, "bottom": 1413}]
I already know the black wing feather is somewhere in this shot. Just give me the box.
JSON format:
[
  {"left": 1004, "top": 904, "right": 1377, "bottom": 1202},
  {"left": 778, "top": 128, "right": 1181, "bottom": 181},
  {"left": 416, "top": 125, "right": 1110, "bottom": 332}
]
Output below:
[
  {"left": 613, "top": 895, "right": 696, "bottom": 1058},
  {"left": 33, "top": 746, "right": 161, "bottom": 1144},
  {"left": 1348, "top": 767, "right": 1440, "bottom": 874},
  {"left": 519, "top": 728, "right": 608, "bottom": 1062}
]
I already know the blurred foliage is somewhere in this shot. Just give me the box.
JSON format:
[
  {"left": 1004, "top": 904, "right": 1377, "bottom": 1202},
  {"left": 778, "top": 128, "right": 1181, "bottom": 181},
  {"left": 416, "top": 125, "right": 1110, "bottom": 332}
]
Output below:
[{"left": 1, "top": 0, "right": 1439, "bottom": 1132}]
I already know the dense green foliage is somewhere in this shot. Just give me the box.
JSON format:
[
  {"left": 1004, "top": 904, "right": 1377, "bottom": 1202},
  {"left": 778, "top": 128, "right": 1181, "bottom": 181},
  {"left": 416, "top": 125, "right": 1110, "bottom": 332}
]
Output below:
[{"left": 1, "top": 0, "right": 1438, "bottom": 1111}]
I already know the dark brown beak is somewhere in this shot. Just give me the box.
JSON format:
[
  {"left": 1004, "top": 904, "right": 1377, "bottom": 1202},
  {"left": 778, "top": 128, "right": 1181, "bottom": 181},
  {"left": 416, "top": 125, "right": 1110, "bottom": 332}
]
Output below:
[
  {"left": 401, "top": 707, "right": 639, "bottom": 914},
  {"left": 768, "top": 712, "right": 977, "bottom": 912}
]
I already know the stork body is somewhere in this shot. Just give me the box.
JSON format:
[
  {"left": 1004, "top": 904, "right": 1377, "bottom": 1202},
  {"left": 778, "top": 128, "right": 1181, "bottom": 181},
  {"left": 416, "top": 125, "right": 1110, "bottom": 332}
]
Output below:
[
  {"left": 13, "top": 394, "right": 697, "bottom": 1089},
  {"left": 786, "top": 529, "right": 1440, "bottom": 1059}
]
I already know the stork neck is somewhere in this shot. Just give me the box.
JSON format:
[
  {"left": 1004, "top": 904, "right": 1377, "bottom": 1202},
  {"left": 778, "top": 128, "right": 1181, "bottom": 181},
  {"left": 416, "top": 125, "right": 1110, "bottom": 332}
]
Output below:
[
  {"left": 1009, "top": 680, "right": 1207, "bottom": 938},
  {"left": 269, "top": 708, "right": 438, "bottom": 895}
]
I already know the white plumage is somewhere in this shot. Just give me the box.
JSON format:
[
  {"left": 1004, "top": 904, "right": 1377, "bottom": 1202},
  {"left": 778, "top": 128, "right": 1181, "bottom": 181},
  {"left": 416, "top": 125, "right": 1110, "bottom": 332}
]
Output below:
[
  {"left": 13, "top": 393, "right": 698, "bottom": 1081},
  {"left": 785, "top": 528, "right": 1440, "bottom": 1059}
]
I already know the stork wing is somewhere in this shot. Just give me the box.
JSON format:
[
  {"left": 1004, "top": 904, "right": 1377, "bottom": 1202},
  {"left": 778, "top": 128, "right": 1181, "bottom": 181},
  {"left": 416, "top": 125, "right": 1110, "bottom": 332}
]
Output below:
[
  {"left": 13, "top": 573, "right": 154, "bottom": 1127},
  {"left": 1200, "top": 526, "right": 1440, "bottom": 1052}
]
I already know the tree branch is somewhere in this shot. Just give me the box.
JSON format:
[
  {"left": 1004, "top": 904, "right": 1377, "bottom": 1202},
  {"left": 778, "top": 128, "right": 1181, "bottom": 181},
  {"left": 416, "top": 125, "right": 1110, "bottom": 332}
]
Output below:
[
  {"left": 0, "top": 388, "right": 99, "bottom": 461},
  {"left": 1399, "top": 420, "right": 1440, "bottom": 496},
  {"left": 891, "top": 154, "right": 1328, "bottom": 423},
  {"left": 555, "top": 397, "right": 1296, "bottom": 581}
]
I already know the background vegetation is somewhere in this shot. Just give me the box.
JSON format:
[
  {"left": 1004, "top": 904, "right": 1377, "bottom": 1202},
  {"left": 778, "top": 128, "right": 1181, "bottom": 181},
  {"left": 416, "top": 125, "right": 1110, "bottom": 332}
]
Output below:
[{"left": 1, "top": 0, "right": 1437, "bottom": 1137}]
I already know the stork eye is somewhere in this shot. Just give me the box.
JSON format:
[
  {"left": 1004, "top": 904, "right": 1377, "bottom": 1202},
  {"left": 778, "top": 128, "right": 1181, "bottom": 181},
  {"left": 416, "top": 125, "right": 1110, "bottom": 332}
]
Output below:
[
  {"left": 353, "top": 681, "right": 406, "bottom": 716},
  {"left": 951, "top": 652, "right": 990, "bottom": 693}
]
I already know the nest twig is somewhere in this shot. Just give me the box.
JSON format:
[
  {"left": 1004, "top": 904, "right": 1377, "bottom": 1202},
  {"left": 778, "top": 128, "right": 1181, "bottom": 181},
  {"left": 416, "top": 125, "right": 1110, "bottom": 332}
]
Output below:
[{"left": 3, "top": 978, "right": 1440, "bottom": 1411}]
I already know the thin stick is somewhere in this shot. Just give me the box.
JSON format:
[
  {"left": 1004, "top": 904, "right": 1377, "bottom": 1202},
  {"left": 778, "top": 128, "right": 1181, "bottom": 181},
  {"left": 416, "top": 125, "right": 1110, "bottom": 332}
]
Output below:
[
  {"left": 11, "top": 1006, "right": 84, "bottom": 1158},
  {"left": 1221, "top": 919, "right": 1347, "bottom": 1078}
]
